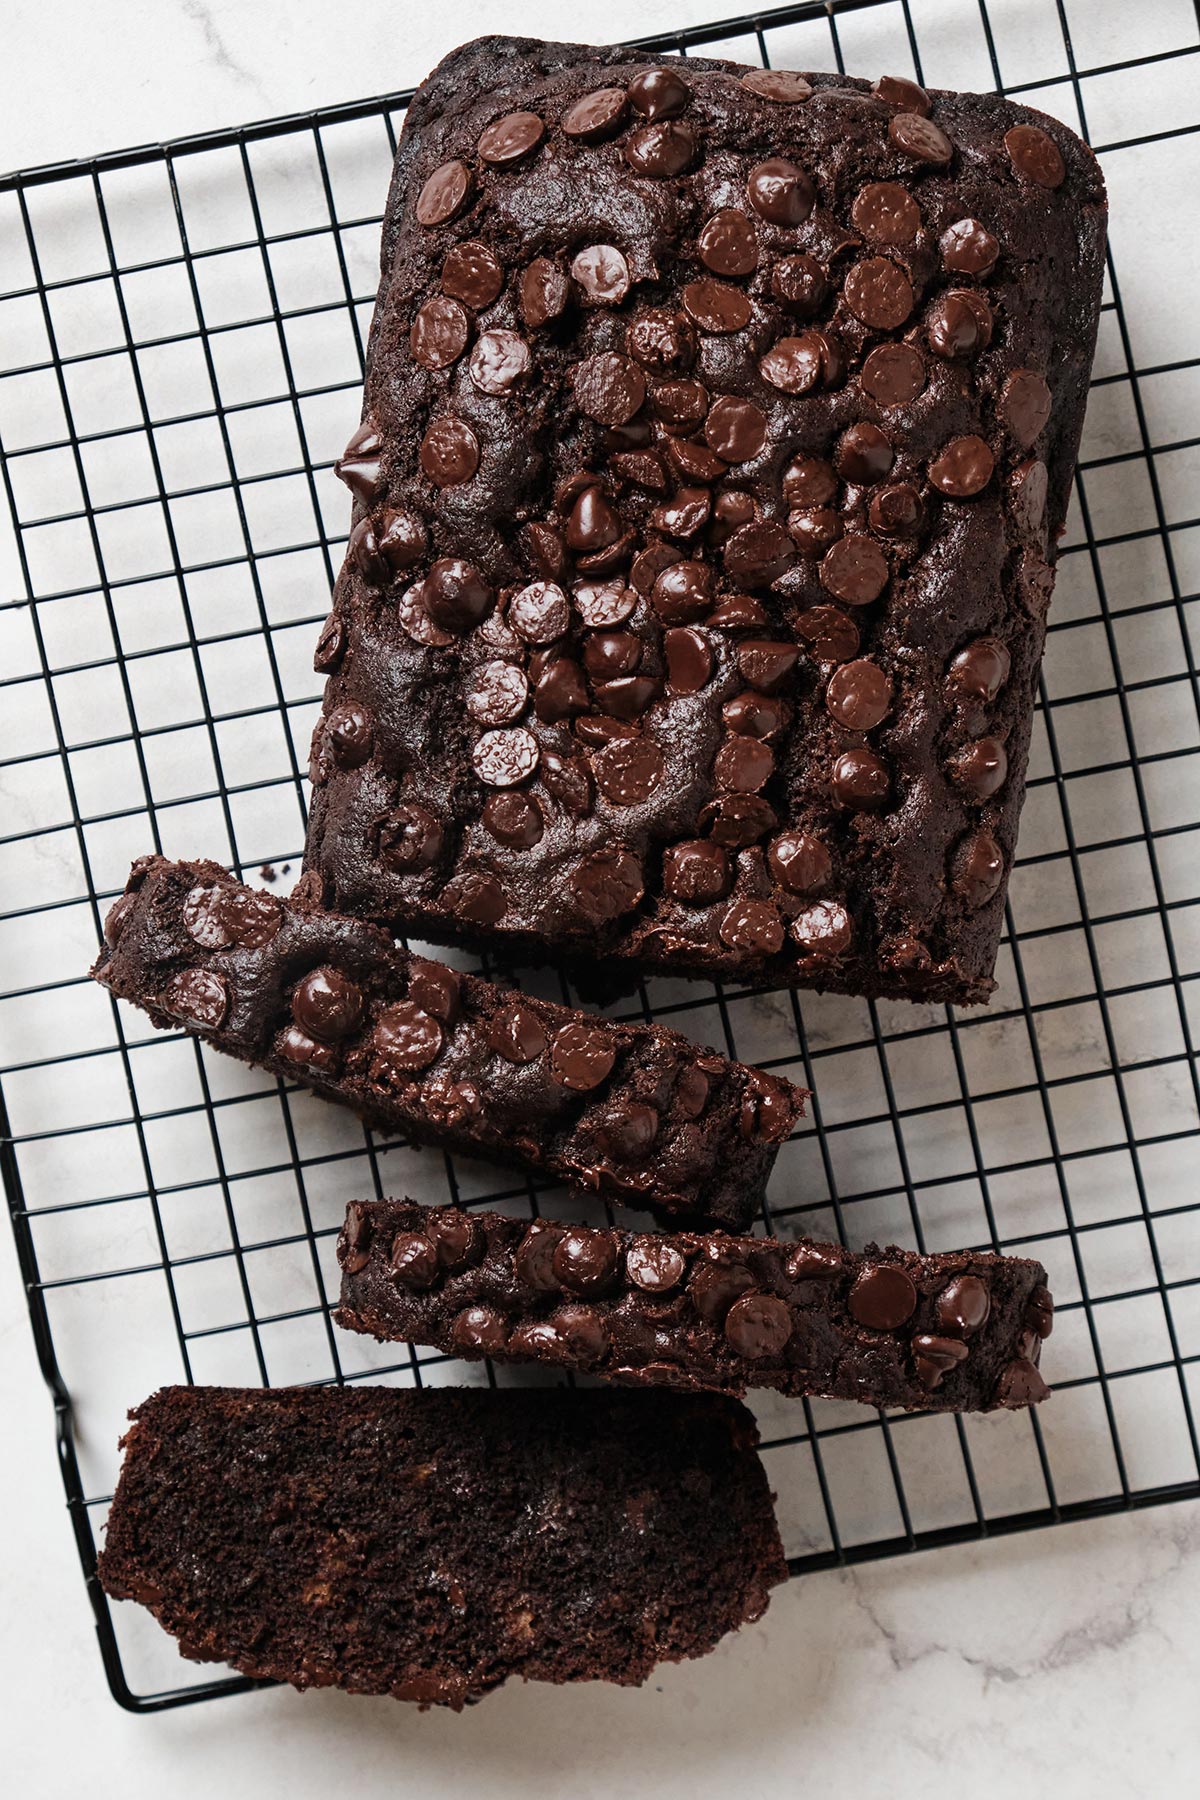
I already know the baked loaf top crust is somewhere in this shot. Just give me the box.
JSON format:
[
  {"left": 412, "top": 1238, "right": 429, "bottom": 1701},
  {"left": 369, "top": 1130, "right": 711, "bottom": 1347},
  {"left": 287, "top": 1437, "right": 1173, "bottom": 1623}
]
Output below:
[{"left": 305, "top": 35, "right": 1107, "bottom": 1004}]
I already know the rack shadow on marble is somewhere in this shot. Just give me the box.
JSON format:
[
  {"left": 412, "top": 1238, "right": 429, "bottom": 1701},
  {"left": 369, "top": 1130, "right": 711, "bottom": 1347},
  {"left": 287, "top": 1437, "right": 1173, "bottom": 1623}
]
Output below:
[{"left": 2, "top": 0, "right": 1199, "bottom": 1711}]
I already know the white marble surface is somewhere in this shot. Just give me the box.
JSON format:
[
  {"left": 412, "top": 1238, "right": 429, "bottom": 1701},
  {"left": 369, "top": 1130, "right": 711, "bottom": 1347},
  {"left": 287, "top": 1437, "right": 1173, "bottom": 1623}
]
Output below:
[{"left": 3, "top": 1, "right": 1200, "bottom": 1793}]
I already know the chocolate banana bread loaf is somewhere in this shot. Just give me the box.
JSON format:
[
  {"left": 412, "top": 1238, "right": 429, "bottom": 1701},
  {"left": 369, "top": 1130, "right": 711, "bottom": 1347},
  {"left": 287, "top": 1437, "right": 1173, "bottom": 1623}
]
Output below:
[
  {"left": 303, "top": 33, "right": 1107, "bottom": 1004},
  {"left": 92, "top": 857, "right": 803, "bottom": 1229},
  {"left": 98, "top": 1384, "right": 787, "bottom": 1707},
  {"left": 337, "top": 1199, "right": 1053, "bottom": 1410}
]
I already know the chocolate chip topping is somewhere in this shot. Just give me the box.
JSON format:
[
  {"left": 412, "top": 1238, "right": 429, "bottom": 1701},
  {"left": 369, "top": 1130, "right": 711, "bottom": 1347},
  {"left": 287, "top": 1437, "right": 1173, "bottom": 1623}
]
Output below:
[
  {"left": 292, "top": 967, "right": 364, "bottom": 1043},
  {"left": 629, "top": 67, "right": 690, "bottom": 118},
  {"left": 949, "top": 636, "right": 1011, "bottom": 701},
  {"left": 1004, "top": 122, "right": 1065, "bottom": 188},
  {"left": 162, "top": 967, "right": 229, "bottom": 1030},
  {"left": 747, "top": 158, "right": 814, "bottom": 225},
  {"left": 486, "top": 1002, "right": 547, "bottom": 1064},
  {"left": 949, "top": 737, "right": 1008, "bottom": 800},
  {"left": 442, "top": 239, "right": 504, "bottom": 308},
  {"left": 860, "top": 342, "right": 925, "bottom": 406},
  {"left": 681, "top": 279, "right": 751, "bottom": 334},
  {"left": 572, "top": 244, "right": 631, "bottom": 305},
  {"left": 940, "top": 217, "right": 999, "bottom": 276},
  {"left": 851, "top": 180, "right": 920, "bottom": 243},
  {"left": 872, "top": 75, "right": 931, "bottom": 114},
  {"left": 372, "top": 1001, "right": 444, "bottom": 1073},
  {"left": 724, "top": 1292, "right": 792, "bottom": 1359},
  {"left": 469, "top": 329, "right": 532, "bottom": 395},
  {"left": 625, "top": 120, "right": 696, "bottom": 179},
  {"left": 520, "top": 257, "right": 570, "bottom": 327},
  {"left": 550, "top": 1020, "right": 616, "bottom": 1091},
  {"left": 625, "top": 1237, "right": 686, "bottom": 1293},
  {"left": 844, "top": 257, "right": 914, "bottom": 329},
  {"left": 849, "top": 1263, "right": 917, "bottom": 1329},
  {"left": 416, "top": 159, "right": 472, "bottom": 227},
  {"left": 929, "top": 435, "right": 994, "bottom": 497},
  {"left": 739, "top": 68, "right": 812, "bottom": 104},
  {"left": 390, "top": 1230, "right": 439, "bottom": 1289},
  {"left": 562, "top": 86, "right": 628, "bottom": 140},
  {"left": 420, "top": 416, "right": 480, "bottom": 486},
  {"left": 952, "top": 829, "right": 1005, "bottom": 907},
  {"left": 552, "top": 1227, "right": 620, "bottom": 1294},
  {"left": 936, "top": 1274, "right": 992, "bottom": 1335},
  {"left": 698, "top": 209, "right": 759, "bottom": 277},
  {"left": 410, "top": 295, "right": 469, "bottom": 369},
  {"left": 888, "top": 112, "right": 953, "bottom": 165},
  {"left": 832, "top": 747, "right": 890, "bottom": 809},
  {"left": 573, "top": 353, "right": 646, "bottom": 426},
  {"left": 791, "top": 900, "right": 852, "bottom": 959},
  {"left": 663, "top": 839, "right": 731, "bottom": 904},
  {"left": 478, "top": 110, "right": 544, "bottom": 165},
  {"left": 1000, "top": 370, "right": 1053, "bottom": 447}
]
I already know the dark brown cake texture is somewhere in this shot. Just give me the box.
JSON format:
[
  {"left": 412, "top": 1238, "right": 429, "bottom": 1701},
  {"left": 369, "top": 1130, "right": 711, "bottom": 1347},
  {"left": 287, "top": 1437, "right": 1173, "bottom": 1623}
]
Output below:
[
  {"left": 303, "top": 35, "right": 1107, "bottom": 1005},
  {"left": 92, "top": 856, "right": 804, "bottom": 1231},
  {"left": 98, "top": 1384, "right": 786, "bottom": 1707},
  {"left": 337, "top": 1199, "right": 1053, "bottom": 1411}
]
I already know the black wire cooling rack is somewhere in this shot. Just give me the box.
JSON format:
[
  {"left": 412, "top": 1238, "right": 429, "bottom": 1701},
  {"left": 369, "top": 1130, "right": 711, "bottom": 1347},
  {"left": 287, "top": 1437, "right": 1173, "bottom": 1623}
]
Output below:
[{"left": 2, "top": 0, "right": 1200, "bottom": 1714}]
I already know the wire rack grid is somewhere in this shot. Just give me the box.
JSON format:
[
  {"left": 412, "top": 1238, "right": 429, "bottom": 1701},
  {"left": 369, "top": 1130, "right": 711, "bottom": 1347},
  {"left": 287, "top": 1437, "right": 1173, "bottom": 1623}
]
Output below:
[{"left": 2, "top": 0, "right": 1199, "bottom": 1714}]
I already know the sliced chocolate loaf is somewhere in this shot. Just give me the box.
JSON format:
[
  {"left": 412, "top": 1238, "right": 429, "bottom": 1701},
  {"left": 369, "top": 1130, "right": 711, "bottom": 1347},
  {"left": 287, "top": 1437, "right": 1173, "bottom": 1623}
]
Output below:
[
  {"left": 92, "top": 856, "right": 803, "bottom": 1230},
  {"left": 337, "top": 1199, "right": 1053, "bottom": 1410},
  {"left": 98, "top": 1384, "right": 787, "bottom": 1706}
]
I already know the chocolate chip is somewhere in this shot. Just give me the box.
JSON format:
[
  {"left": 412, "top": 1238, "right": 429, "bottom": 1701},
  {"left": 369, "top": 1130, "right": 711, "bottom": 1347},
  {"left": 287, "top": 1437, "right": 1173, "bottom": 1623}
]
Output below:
[
  {"left": 825, "top": 657, "right": 892, "bottom": 730},
  {"left": 629, "top": 67, "right": 690, "bottom": 117},
  {"left": 844, "top": 256, "right": 913, "bottom": 329},
  {"left": 912, "top": 1333, "right": 970, "bottom": 1389},
  {"left": 698, "top": 209, "right": 759, "bottom": 278},
  {"left": 832, "top": 747, "right": 890, "bottom": 808},
  {"left": 562, "top": 82, "right": 627, "bottom": 137},
  {"left": 788, "top": 508, "right": 842, "bottom": 554},
  {"left": 791, "top": 899, "right": 852, "bottom": 959},
  {"left": 554, "top": 1304, "right": 610, "bottom": 1363},
  {"left": 593, "top": 674, "right": 660, "bottom": 719},
  {"left": 467, "top": 660, "right": 528, "bottom": 727},
  {"left": 390, "top": 1230, "right": 439, "bottom": 1288},
  {"left": 949, "top": 736, "right": 1007, "bottom": 800},
  {"left": 796, "top": 604, "right": 859, "bottom": 663},
  {"left": 532, "top": 658, "right": 586, "bottom": 724},
  {"left": 873, "top": 74, "right": 931, "bottom": 113},
  {"left": 759, "top": 333, "right": 822, "bottom": 394},
  {"left": 340, "top": 1201, "right": 373, "bottom": 1273},
  {"left": 705, "top": 395, "right": 767, "bottom": 463},
  {"left": 1004, "top": 122, "right": 1065, "bottom": 187},
  {"left": 550, "top": 1020, "right": 617, "bottom": 1091},
  {"left": 481, "top": 789, "right": 542, "bottom": 851},
  {"left": 421, "top": 558, "right": 492, "bottom": 633},
  {"left": 869, "top": 482, "right": 924, "bottom": 536},
  {"left": 651, "top": 377, "right": 709, "bottom": 429},
  {"left": 700, "top": 793, "right": 777, "bottom": 846},
  {"left": 771, "top": 254, "right": 827, "bottom": 314},
  {"left": 515, "top": 1222, "right": 563, "bottom": 1293},
  {"left": 372, "top": 1000, "right": 444, "bottom": 1074},
  {"left": 723, "top": 691, "right": 787, "bottom": 738},
  {"left": 927, "top": 290, "right": 987, "bottom": 358},
  {"left": 1001, "top": 370, "right": 1052, "bottom": 448},
  {"left": 820, "top": 537, "right": 889, "bottom": 607},
  {"left": 570, "top": 850, "right": 645, "bottom": 921},
  {"left": 183, "top": 883, "right": 280, "bottom": 950},
  {"left": 664, "top": 626, "right": 713, "bottom": 693},
  {"left": 471, "top": 727, "right": 539, "bottom": 789},
  {"left": 594, "top": 737, "right": 665, "bottom": 806},
  {"left": 349, "top": 519, "right": 389, "bottom": 588},
  {"left": 572, "top": 244, "right": 631, "bottom": 305},
  {"left": 714, "top": 735, "right": 774, "bottom": 793},
  {"left": 469, "top": 328, "right": 531, "bottom": 395},
  {"left": 624, "top": 120, "right": 696, "bottom": 178},
  {"left": 740, "top": 68, "right": 812, "bottom": 103},
  {"left": 483, "top": 1001, "right": 544, "bottom": 1065},
  {"left": 849, "top": 1262, "right": 917, "bottom": 1329},
  {"left": 378, "top": 508, "right": 428, "bottom": 572},
  {"left": 451, "top": 1304, "right": 509, "bottom": 1355},
  {"left": 583, "top": 632, "right": 640, "bottom": 681},
  {"left": 747, "top": 158, "right": 814, "bottom": 225},
  {"left": 836, "top": 423, "right": 894, "bottom": 486},
  {"left": 625, "top": 308, "right": 695, "bottom": 373},
  {"left": 860, "top": 342, "right": 925, "bottom": 407},
  {"left": 936, "top": 1274, "right": 992, "bottom": 1335},
  {"left": 552, "top": 1226, "right": 619, "bottom": 1293},
  {"left": 396, "top": 581, "right": 453, "bottom": 648},
  {"left": 420, "top": 415, "right": 480, "bottom": 486},
  {"left": 478, "top": 110, "right": 544, "bottom": 165},
  {"left": 416, "top": 159, "right": 472, "bottom": 227},
  {"left": 596, "top": 1101, "right": 658, "bottom": 1162},
  {"left": 661, "top": 839, "right": 731, "bottom": 904},
  {"left": 707, "top": 591, "right": 768, "bottom": 629},
  {"left": 930, "top": 435, "right": 994, "bottom": 497},
  {"left": 994, "top": 1358, "right": 1051, "bottom": 1407},
  {"left": 573, "top": 352, "right": 646, "bottom": 426},
  {"left": 769, "top": 830, "right": 831, "bottom": 894},
  {"left": 852, "top": 180, "right": 921, "bottom": 244},
  {"left": 952, "top": 829, "right": 1004, "bottom": 907},
  {"left": 651, "top": 558, "right": 713, "bottom": 623},
  {"left": 940, "top": 217, "right": 999, "bottom": 276},
  {"left": 737, "top": 640, "right": 799, "bottom": 694},
  {"left": 519, "top": 256, "right": 570, "bottom": 328},
  {"left": 507, "top": 581, "right": 569, "bottom": 646},
  {"left": 334, "top": 420, "right": 383, "bottom": 499},
  {"left": 441, "top": 871, "right": 508, "bottom": 925},
  {"left": 1028, "top": 1284, "right": 1055, "bottom": 1338},
  {"left": 313, "top": 611, "right": 345, "bottom": 673},
  {"left": 719, "top": 898, "right": 784, "bottom": 955},
  {"left": 724, "top": 1291, "right": 792, "bottom": 1358},
  {"left": 786, "top": 1243, "right": 842, "bottom": 1280},
  {"left": 161, "top": 967, "right": 229, "bottom": 1030},
  {"left": 427, "top": 1209, "right": 483, "bottom": 1271},
  {"left": 407, "top": 959, "right": 460, "bottom": 1024},
  {"left": 379, "top": 803, "right": 444, "bottom": 872},
  {"left": 1011, "top": 457, "right": 1049, "bottom": 537},
  {"left": 888, "top": 112, "right": 952, "bottom": 165},
  {"left": 688, "top": 1256, "right": 756, "bottom": 1323},
  {"left": 626, "top": 1237, "right": 686, "bottom": 1292},
  {"left": 675, "top": 1066, "right": 712, "bottom": 1117},
  {"left": 327, "top": 702, "right": 373, "bottom": 769},
  {"left": 293, "top": 966, "right": 364, "bottom": 1042},
  {"left": 723, "top": 520, "right": 794, "bottom": 586},
  {"left": 410, "top": 295, "right": 469, "bottom": 369},
  {"left": 652, "top": 487, "right": 711, "bottom": 539},
  {"left": 442, "top": 239, "right": 504, "bottom": 309},
  {"left": 681, "top": 279, "right": 751, "bottom": 334}
]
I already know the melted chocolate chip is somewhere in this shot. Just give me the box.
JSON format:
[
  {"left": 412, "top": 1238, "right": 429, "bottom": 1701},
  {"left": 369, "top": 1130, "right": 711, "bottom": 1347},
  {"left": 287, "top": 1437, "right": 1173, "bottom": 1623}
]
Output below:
[
  {"left": 626, "top": 1237, "right": 686, "bottom": 1292},
  {"left": 849, "top": 1263, "right": 917, "bottom": 1329},
  {"left": 796, "top": 604, "right": 859, "bottom": 664},
  {"left": 724, "top": 1291, "right": 792, "bottom": 1358},
  {"left": 161, "top": 967, "right": 228, "bottom": 1030},
  {"left": 596, "top": 1101, "right": 658, "bottom": 1162},
  {"left": 747, "top": 158, "right": 814, "bottom": 225},
  {"left": 723, "top": 521, "right": 794, "bottom": 586},
  {"left": 929, "top": 435, "right": 994, "bottom": 497},
  {"left": 662, "top": 839, "right": 731, "bottom": 904},
  {"left": 594, "top": 737, "right": 665, "bottom": 806},
  {"left": 873, "top": 74, "right": 931, "bottom": 113},
  {"left": 390, "top": 1230, "right": 439, "bottom": 1288},
  {"left": 467, "top": 660, "right": 529, "bottom": 727},
  {"left": 769, "top": 831, "right": 831, "bottom": 895},
  {"left": 698, "top": 209, "right": 759, "bottom": 278},
  {"left": 469, "top": 329, "right": 531, "bottom": 395},
  {"left": 442, "top": 239, "right": 504, "bottom": 309},
  {"left": 821, "top": 536, "right": 889, "bottom": 606},
  {"left": 771, "top": 254, "right": 827, "bottom": 314},
  {"left": 681, "top": 279, "right": 752, "bottom": 334},
  {"left": 852, "top": 180, "right": 921, "bottom": 245},
  {"left": 629, "top": 68, "right": 690, "bottom": 118},
  {"left": 860, "top": 342, "right": 925, "bottom": 407},
  {"left": 1004, "top": 122, "right": 1065, "bottom": 187},
  {"left": 719, "top": 898, "right": 784, "bottom": 956},
  {"left": 832, "top": 747, "right": 890, "bottom": 808},
  {"left": 562, "top": 87, "right": 628, "bottom": 140},
  {"left": 759, "top": 333, "right": 822, "bottom": 394},
  {"left": 183, "top": 883, "right": 280, "bottom": 950},
  {"left": 844, "top": 256, "right": 913, "bottom": 329},
  {"left": 520, "top": 257, "right": 570, "bottom": 328},
  {"left": 791, "top": 899, "right": 853, "bottom": 959},
  {"left": 550, "top": 1020, "right": 617, "bottom": 1091},
  {"left": 836, "top": 423, "right": 894, "bottom": 485},
  {"left": 940, "top": 217, "right": 999, "bottom": 276},
  {"left": 624, "top": 120, "right": 696, "bottom": 178},
  {"left": 572, "top": 244, "right": 631, "bottom": 306},
  {"left": 407, "top": 958, "right": 460, "bottom": 1024},
  {"left": 482, "top": 790, "right": 544, "bottom": 849},
  {"left": 372, "top": 1001, "right": 444, "bottom": 1073},
  {"left": 292, "top": 966, "right": 364, "bottom": 1042},
  {"left": 869, "top": 482, "right": 924, "bottom": 536},
  {"left": 825, "top": 657, "right": 893, "bottom": 729},
  {"left": 912, "top": 1333, "right": 970, "bottom": 1389},
  {"left": 569, "top": 850, "right": 645, "bottom": 921},
  {"left": 949, "top": 736, "right": 1008, "bottom": 799},
  {"left": 739, "top": 68, "right": 812, "bottom": 104},
  {"left": 1001, "top": 370, "right": 1053, "bottom": 448},
  {"left": 379, "top": 803, "right": 444, "bottom": 871},
  {"left": 664, "top": 626, "right": 713, "bottom": 693},
  {"left": 313, "top": 612, "right": 345, "bottom": 673},
  {"left": 936, "top": 1274, "right": 992, "bottom": 1336},
  {"left": 688, "top": 1255, "right": 756, "bottom": 1323},
  {"left": 951, "top": 829, "right": 1005, "bottom": 907},
  {"left": 573, "top": 352, "right": 646, "bottom": 426},
  {"left": 335, "top": 421, "right": 383, "bottom": 499},
  {"left": 410, "top": 295, "right": 469, "bottom": 369},
  {"left": 420, "top": 415, "right": 480, "bottom": 486},
  {"left": 416, "top": 160, "right": 472, "bottom": 227},
  {"left": 705, "top": 395, "right": 767, "bottom": 463},
  {"left": 888, "top": 112, "right": 953, "bottom": 165},
  {"left": 478, "top": 110, "right": 544, "bottom": 165},
  {"left": 327, "top": 703, "right": 373, "bottom": 769},
  {"left": 451, "top": 1304, "right": 509, "bottom": 1354},
  {"left": 514, "top": 1223, "right": 564, "bottom": 1293},
  {"left": 552, "top": 1227, "right": 619, "bottom": 1293},
  {"left": 737, "top": 640, "right": 799, "bottom": 694}
]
